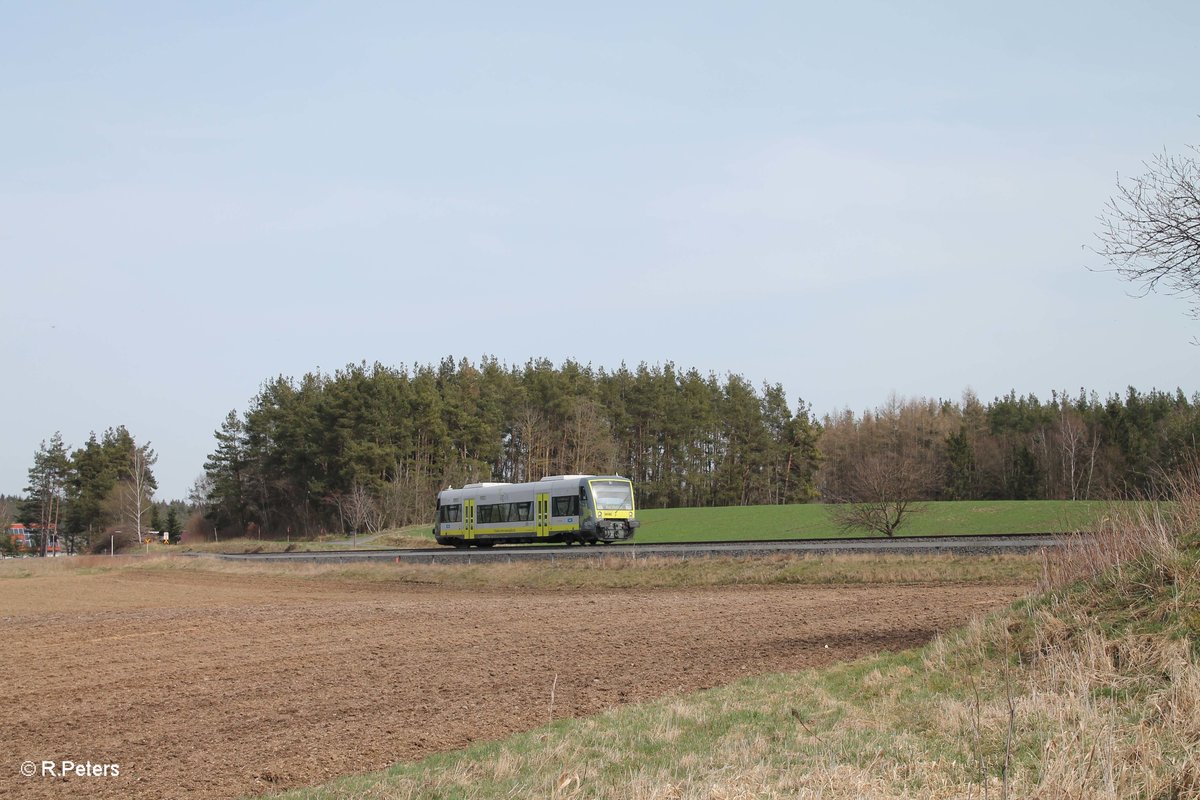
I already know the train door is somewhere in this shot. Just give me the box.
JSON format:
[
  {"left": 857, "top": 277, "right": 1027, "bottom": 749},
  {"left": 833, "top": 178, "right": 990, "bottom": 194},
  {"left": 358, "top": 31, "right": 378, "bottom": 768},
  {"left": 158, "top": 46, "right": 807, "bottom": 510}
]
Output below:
[
  {"left": 536, "top": 493, "right": 550, "bottom": 537},
  {"left": 464, "top": 498, "right": 476, "bottom": 540}
]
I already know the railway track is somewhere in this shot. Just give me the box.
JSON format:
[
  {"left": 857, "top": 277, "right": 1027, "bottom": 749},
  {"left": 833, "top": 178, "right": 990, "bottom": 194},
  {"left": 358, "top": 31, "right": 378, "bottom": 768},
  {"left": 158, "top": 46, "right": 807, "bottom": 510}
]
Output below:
[{"left": 185, "top": 533, "right": 1067, "bottom": 565}]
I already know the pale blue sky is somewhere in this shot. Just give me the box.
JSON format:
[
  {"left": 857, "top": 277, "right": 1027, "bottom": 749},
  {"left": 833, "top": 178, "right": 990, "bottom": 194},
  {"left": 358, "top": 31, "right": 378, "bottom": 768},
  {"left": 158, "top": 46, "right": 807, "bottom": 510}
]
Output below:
[{"left": 3, "top": 1, "right": 1198, "bottom": 500}]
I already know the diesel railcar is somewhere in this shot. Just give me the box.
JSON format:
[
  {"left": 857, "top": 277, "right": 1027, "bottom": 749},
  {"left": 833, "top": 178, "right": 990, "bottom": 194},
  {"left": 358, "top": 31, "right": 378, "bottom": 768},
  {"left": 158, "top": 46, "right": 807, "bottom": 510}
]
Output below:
[{"left": 434, "top": 474, "right": 639, "bottom": 547}]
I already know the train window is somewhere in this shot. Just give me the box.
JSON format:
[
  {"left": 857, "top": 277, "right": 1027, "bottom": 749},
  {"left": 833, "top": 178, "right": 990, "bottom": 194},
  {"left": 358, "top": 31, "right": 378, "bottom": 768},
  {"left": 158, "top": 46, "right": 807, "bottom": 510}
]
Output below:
[
  {"left": 471, "top": 502, "right": 534, "bottom": 524},
  {"left": 552, "top": 495, "right": 579, "bottom": 517},
  {"left": 444, "top": 504, "right": 461, "bottom": 523},
  {"left": 490, "top": 504, "right": 511, "bottom": 523},
  {"left": 590, "top": 480, "right": 634, "bottom": 510}
]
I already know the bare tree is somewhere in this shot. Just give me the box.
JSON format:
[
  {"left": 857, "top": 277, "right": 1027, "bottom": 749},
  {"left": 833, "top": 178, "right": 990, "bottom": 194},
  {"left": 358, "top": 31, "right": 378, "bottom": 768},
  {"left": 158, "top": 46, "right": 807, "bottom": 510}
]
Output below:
[
  {"left": 345, "top": 482, "right": 385, "bottom": 544},
  {"left": 567, "top": 399, "right": 617, "bottom": 475},
  {"left": 103, "top": 442, "right": 158, "bottom": 545},
  {"left": 1095, "top": 143, "right": 1200, "bottom": 319},
  {"left": 1055, "top": 398, "right": 1100, "bottom": 501},
  {"left": 130, "top": 443, "right": 157, "bottom": 542},
  {"left": 511, "top": 406, "right": 549, "bottom": 482},
  {"left": 380, "top": 475, "right": 418, "bottom": 528},
  {"left": 187, "top": 474, "right": 217, "bottom": 542},
  {"left": 828, "top": 450, "right": 938, "bottom": 537},
  {"left": 821, "top": 396, "right": 943, "bottom": 537}
]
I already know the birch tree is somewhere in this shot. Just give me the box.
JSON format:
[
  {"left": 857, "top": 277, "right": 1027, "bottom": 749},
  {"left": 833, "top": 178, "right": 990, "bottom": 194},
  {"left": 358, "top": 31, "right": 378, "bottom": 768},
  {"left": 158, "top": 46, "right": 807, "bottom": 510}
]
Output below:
[
  {"left": 345, "top": 482, "right": 385, "bottom": 542},
  {"left": 107, "top": 441, "right": 157, "bottom": 544}
]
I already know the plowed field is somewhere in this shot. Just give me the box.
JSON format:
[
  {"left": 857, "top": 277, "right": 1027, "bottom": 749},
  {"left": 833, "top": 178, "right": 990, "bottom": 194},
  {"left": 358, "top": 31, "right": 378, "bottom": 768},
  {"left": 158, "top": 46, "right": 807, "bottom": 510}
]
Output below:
[{"left": 1, "top": 563, "right": 1027, "bottom": 799}]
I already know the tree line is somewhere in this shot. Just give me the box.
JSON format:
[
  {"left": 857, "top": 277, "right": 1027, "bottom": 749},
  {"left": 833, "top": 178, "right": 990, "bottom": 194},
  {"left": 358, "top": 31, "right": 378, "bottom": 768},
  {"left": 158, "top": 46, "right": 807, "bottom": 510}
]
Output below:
[
  {"left": 195, "top": 356, "right": 1200, "bottom": 538},
  {"left": 13, "top": 427, "right": 163, "bottom": 554},
  {"left": 819, "top": 388, "right": 1199, "bottom": 537},
  {"left": 196, "top": 358, "right": 821, "bottom": 538}
]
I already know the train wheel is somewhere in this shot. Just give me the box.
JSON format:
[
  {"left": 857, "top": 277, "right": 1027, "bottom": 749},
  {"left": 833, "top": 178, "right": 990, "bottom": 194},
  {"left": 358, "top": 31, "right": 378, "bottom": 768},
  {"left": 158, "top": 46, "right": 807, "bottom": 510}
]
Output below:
[{"left": 475, "top": 540, "right": 495, "bottom": 548}]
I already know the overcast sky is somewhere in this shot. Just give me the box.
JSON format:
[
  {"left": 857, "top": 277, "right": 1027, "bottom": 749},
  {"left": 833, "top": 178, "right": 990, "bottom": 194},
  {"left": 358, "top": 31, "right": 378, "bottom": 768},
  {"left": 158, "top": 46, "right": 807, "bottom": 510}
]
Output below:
[{"left": 3, "top": 1, "right": 1198, "bottom": 500}]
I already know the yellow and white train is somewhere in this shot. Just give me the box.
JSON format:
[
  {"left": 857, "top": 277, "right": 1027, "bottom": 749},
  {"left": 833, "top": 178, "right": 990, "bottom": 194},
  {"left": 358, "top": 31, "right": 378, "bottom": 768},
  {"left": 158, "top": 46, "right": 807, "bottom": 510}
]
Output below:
[{"left": 433, "top": 475, "right": 639, "bottom": 547}]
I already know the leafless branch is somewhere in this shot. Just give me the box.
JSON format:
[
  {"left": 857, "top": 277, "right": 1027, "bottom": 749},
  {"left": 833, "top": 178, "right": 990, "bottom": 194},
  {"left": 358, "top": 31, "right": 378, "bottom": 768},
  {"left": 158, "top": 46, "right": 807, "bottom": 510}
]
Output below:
[
  {"left": 828, "top": 450, "right": 937, "bottom": 537},
  {"left": 1094, "top": 144, "right": 1200, "bottom": 319}
]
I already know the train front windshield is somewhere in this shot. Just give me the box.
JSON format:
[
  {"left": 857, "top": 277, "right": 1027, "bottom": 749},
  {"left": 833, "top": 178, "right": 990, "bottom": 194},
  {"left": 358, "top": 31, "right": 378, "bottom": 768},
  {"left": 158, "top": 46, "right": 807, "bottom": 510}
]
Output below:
[{"left": 590, "top": 480, "right": 634, "bottom": 511}]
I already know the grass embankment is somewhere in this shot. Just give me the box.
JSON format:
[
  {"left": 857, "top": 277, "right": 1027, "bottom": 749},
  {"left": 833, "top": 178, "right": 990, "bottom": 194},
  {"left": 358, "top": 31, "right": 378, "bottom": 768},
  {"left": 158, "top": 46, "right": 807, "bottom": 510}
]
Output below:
[
  {"left": 635, "top": 499, "right": 1106, "bottom": 543},
  {"left": 264, "top": 490, "right": 1199, "bottom": 799},
  {"left": 173, "top": 525, "right": 432, "bottom": 554},
  {"left": 0, "top": 549, "right": 1038, "bottom": 591}
]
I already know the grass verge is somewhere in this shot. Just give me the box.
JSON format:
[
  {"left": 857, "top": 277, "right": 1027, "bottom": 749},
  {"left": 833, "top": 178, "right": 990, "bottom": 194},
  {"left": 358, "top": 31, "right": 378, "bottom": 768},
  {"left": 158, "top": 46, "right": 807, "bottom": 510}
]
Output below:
[
  {"left": 10, "top": 550, "right": 1033, "bottom": 590},
  {"left": 174, "top": 526, "right": 432, "bottom": 553}
]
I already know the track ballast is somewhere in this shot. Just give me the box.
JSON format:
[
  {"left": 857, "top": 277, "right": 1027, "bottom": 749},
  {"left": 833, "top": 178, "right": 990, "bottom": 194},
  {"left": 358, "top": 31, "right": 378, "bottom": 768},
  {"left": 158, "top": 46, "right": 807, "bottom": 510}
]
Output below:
[{"left": 186, "top": 533, "right": 1068, "bottom": 565}]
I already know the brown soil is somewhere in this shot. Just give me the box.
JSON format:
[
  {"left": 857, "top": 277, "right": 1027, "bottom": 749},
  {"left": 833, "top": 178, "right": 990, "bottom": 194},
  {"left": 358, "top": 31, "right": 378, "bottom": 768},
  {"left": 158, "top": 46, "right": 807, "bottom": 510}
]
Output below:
[{"left": 1, "top": 567, "right": 1026, "bottom": 799}]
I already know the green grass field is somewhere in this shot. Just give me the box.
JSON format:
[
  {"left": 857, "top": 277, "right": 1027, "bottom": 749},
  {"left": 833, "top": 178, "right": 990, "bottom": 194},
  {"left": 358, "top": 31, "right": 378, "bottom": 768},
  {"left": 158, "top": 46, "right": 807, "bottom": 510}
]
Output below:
[
  {"left": 176, "top": 501, "right": 1111, "bottom": 554},
  {"left": 631, "top": 499, "right": 1108, "bottom": 544}
]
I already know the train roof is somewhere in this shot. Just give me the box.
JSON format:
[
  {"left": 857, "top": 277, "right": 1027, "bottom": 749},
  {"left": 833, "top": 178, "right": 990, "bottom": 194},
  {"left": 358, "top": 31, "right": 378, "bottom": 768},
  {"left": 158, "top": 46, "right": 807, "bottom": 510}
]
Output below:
[{"left": 439, "top": 474, "right": 630, "bottom": 497}]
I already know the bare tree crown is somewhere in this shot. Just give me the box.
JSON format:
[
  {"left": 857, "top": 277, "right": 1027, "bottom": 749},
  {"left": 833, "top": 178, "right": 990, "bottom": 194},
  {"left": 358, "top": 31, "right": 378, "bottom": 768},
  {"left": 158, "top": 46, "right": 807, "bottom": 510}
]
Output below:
[{"left": 1096, "top": 144, "right": 1200, "bottom": 318}]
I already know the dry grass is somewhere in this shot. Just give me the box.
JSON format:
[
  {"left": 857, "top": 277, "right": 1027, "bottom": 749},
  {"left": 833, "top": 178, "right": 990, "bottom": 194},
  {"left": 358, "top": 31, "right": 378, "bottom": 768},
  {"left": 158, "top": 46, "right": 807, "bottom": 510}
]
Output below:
[
  {"left": 1, "top": 547, "right": 1037, "bottom": 597},
  {"left": 923, "top": 471, "right": 1200, "bottom": 798},
  {"left": 173, "top": 526, "right": 433, "bottom": 554},
  {"left": 7, "top": 549, "right": 1036, "bottom": 591},
  {"left": 1039, "top": 504, "right": 1184, "bottom": 592},
  {"left": 0, "top": 553, "right": 125, "bottom": 578},
  {"left": 923, "top": 621, "right": 1200, "bottom": 798}
]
